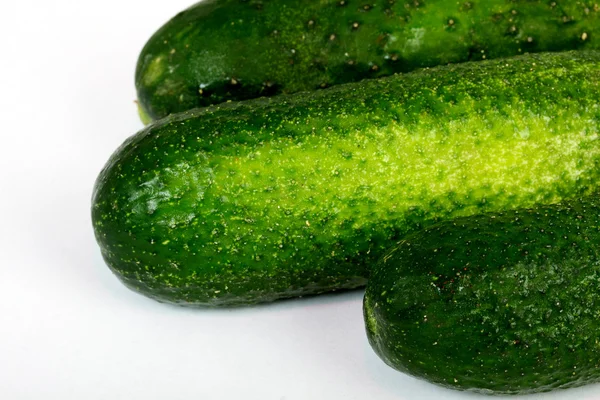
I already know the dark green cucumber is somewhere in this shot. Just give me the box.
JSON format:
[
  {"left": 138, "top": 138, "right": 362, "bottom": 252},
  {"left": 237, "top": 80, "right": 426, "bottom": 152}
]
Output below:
[
  {"left": 95, "top": 51, "right": 600, "bottom": 307},
  {"left": 364, "top": 194, "right": 600, "bottom": 394},
  {"left": 136, "top": 0, "right": 600, "bottom": 121}
]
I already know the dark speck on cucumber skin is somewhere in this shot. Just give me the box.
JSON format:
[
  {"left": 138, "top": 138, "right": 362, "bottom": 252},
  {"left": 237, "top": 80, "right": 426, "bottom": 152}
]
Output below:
[
  {"left": 135, "top": 0, "right": 600, "bottom": 120},
  {"left": 98, "top": 51, "right": 600, "bottom": 307}
]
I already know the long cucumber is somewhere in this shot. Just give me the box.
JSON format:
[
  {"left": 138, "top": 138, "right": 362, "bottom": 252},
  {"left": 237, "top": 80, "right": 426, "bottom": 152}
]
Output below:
[
  {"left": 94, "top": 51, "right": 600, "bottom": 306},
  {"left": 136, "top": 0, "right": 600, "bottom": 121}
]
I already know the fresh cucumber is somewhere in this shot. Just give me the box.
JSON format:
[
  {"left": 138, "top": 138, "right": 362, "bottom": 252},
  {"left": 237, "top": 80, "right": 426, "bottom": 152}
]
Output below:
[
  {"left": 136, "top": 0, "right": 600, "bottom": 121},
  {"left": 94, "top": 51, "right": 600, "bottom": 306},
  {"left": 364, "top": 194, "right": 600, "bottom": 394}
]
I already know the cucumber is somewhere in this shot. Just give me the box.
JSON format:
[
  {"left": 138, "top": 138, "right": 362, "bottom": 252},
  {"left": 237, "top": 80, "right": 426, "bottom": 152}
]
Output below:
[
  {"left": 94, "top": 51, "right": 600, "bottom": 307},
  {"left": 136, "top": 0, "right": 600, "bottom": 121},
  {"left": 364, "top": 194, "right": 600, "bottom": 394}
]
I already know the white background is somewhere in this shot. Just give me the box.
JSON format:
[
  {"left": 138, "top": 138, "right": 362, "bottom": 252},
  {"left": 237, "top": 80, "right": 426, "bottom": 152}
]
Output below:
[{"left": 1, "top": 1, "right": 599, "bottom": 399}]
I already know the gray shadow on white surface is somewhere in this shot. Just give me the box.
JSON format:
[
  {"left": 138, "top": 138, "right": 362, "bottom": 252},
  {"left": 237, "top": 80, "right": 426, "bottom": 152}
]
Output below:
[
  {"left": 78, "top": 237, "right": 600, "bottom": 400},
  {"left": 88, "top": 270, "right": 600, "bottom": 400},
  {"left": 91, "top": 259, "right": 368, "bottom": 313}
]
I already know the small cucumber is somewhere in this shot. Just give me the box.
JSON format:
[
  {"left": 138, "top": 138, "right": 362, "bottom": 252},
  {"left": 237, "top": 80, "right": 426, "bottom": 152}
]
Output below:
[
  {"left": 94, "top": 51, "right": 600, "bottom": 306},
  {"left": 136, "top": 0, "right": 600, "bottom": 121},
  {"left": 364, "top": 194, "right": 600, "bottom": 394}
]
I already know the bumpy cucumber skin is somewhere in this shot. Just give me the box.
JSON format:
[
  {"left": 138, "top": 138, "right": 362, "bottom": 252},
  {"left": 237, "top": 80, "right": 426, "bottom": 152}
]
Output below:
[
  {"left": 364, "top": 195, "right": 600, "bottom": 394},
  {"left": 95, "top": 52, "right": 600, "bottom": 307},
  {"left": 136, "top": 0, "right": 600, "bottom": 121}
]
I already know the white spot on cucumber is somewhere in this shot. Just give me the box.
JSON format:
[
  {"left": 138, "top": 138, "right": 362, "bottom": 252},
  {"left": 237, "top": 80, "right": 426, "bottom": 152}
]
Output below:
[{"left": 404, "top": 28, "right": 426, "bottom": 52}]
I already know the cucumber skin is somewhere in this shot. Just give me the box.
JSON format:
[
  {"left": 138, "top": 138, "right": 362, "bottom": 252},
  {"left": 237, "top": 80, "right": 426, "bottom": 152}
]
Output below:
[
  {"left": 94, "top": 51, "right": 600, "bottom": 307},
  {"left": 364, "top": 195, "right": 600, "bottom": 394},
  {"left": 136, "top": 0, "right": 600, "bottom": 121}
]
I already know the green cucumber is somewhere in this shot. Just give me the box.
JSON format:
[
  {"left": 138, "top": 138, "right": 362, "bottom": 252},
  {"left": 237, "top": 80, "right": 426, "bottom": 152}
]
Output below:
[
  {"left": 364, "top": 194, "right": 600, "bottom": 394},
  {"left": 94, "top": 51, "right": 600, "bottom": 307},
  {"left": 136, "top": 0, "right": 600, "bottom": 121}
]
